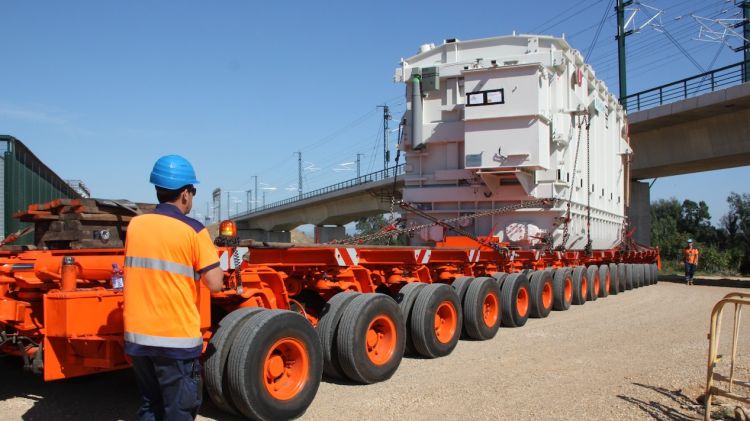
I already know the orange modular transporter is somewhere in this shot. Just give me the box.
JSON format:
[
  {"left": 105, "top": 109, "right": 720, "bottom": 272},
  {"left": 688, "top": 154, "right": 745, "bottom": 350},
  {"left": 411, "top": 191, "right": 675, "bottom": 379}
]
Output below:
[{"left": 0, "top": 227, "right": 660, "bottom": 420}]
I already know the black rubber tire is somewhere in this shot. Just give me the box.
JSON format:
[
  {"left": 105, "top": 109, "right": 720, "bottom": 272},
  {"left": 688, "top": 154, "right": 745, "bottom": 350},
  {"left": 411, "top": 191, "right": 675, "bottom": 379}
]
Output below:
[
  {"left": 651, "top": 263, "right": 659, "bottom": 284},
  {"left": 451, "top": 276, "right": 474, "bottom": 308},
  {"left": 642, "top": 263, "right": 652, "bottom": 285},
  {"left": 529, "top": 270, "right": 554, "bottom": 318},
  {"left": 463, "top": 276, "right": 502, "bottom": 340},
  {"left": 411, "top": 283, "right": 462, "bottom": 358},
  {"left": 227, "top": 309, "right": 323, "bottom": 421},
  {"left": 491, "top": 272, "right": 508, "bottom": 289},
  {"left": 316, "top": 292, "right": 360, "bottom": 379},
  {"left": 205, "top": 307, "right": 265, "bottom": 415},
  {"left": 395, "top": 282, "right": 427, "bottom": 355},
  {"left": 624, "top": 264, "right": 634, "bottom": 290},
  {"left": 634, "top": 264, "right": 643, "bottom": 288},
  {"left": 617, "top": 263, "right": 628, "bottom": 292},
  {"left": 608, "top": 263, "right": 619, "bottom": 295},
  {"left": 598, "top": 264, "right": 610, "bottom": 298},
  {"left": 571, "top": 266, "right": 588, "bottom": 305},
  {"left": 586, "top": 265, "right": 599, "bottom": 302},
  {"left": 552, "top": 268, "right": 573, "bottom": 311},
  {"left": 336, "top": 293, "right": 406, "bottom": 384},
  {"left": 500, "top": 272, "right": 531, "bottom": 327}
]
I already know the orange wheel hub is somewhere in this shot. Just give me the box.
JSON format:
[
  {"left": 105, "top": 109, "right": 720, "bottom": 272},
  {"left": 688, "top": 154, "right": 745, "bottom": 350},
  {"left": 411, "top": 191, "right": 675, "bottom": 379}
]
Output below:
[
  {"left": 263, "top": 337, "right": 309, "bottom": 401},
  {"left": 564, "top": 277, "right": 573, "bottom": 303},
  {"left": 482, "top": 292, "right": 499, "bottom": 327},
  {"left": 516, "top": 287, "right": 529, "bottom": 317},
  {"left": 581, "top": 279, "right": 588, "bottom": 300},
  {"left": 365, "top": 315, "right": 397, "bottom": 366},
  {"left": 434, "top": 301, "right": 457, "bottom": 344},
  {"left": 594, "top": 275, "right": 600, "bottom": 296},
  {"left": 541, "top": 282, "right": 553, "bottom": 310},
  {"left": 605, "top": 273, "right": 611, "bottom": 292}
]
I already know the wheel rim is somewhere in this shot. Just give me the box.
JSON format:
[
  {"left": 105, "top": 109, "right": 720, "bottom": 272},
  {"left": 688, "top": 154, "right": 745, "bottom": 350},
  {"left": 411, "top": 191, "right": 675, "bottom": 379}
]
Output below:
[
  {"left": 516, "top": 287, "right": 529, "bottom": 317},
  {"left": 434, "top": 300, "right": 457, "bottom": 344},
  {"left": 564, "top": 277, "right": 573, "bottom": 303},
  {"left": 581, "top": 278, "right": 588, "bottom": 300},
  {"left": 365, "top": 315, "right": 397, "bottom": 366},
  {"left": 605, "top": 272, "right": 611, "bottom": 292},
  {"left": 541, "top": 282, "right": 553, "bottom": 309},
  {"left": 594, "top": 274, "right": 600, "bottom": 296},
  {"left": 482, "top": 292, "right": 499, "bottom": 327},
  {"left": 263, "top": 337, "right": 309, "bottom": 401}
]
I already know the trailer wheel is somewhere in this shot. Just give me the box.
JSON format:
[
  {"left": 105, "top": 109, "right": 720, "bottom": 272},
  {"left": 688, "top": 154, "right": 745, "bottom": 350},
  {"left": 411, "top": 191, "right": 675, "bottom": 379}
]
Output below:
[
  {"left": 586, "top": 265, "right": 599, "bottom": 302},
  {"left": 227, "top": 309, "right": 323, "bottom": 421},
  {"left": 648, "top": 263, "right": 656, "bottom": 285},
  {"left": 529, "top": 270, "right": 553, "bottom": 318},
  {"left": 463, "top": 276, "right": 502, "bottom": 340},
  {"left": 616, "top": 263, "right": 627, "bottom": 291},
  {"left": 491, "top": 272, "right": 508, "bottom": 288},
  {"left": 552, "top": 268, "right": 573, "bottom": 311},
  {"left": 501, "top": 272, "right": 531, "bottom": 327},
  {"left": 451, "top": 276, "right": 474, "bottom": 308},
  {"left": 410, "top": 283, "right": 462, "bottom": 358},
  {"left": 623, "top": 264, "right": 634, "bottom": 290},
  {"left": 598, "top": 265, "right": 610, "bottom": 298},
  {"left": 336, "top": 293, "right": 405, "bottom": 384},
  {"left": 205, "top": 307, "right": 265, "bottom": 415},
  {"left": 651, "top": 263, "right": 659, "bottom": 284},
  {"left": 396, "top": 282, "right": 426, "bottom": 355},
  {"left": 634, "top": 264, "right": 643, "bottom": 288},
  {"left": 608, "top": 263, "right": 619, "bottom": 295},
  {"left": 645, "top": 264, "right": 653, "bottom": 285},
  {"left": 571, "top": 266, "right": 588, "bottom": 305},
  {"left": 316, "top": 292, "right": 360, "bottom": 379}
]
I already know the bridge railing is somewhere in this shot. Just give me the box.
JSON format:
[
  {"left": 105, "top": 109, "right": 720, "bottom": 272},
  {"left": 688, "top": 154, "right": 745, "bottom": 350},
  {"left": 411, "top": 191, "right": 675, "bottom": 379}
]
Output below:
[
  {"left": 622, "top": 60, "right": 750, "bottom": 113},
  {"left": 232, "top": 164, "right": 405, "bottom": 218}
]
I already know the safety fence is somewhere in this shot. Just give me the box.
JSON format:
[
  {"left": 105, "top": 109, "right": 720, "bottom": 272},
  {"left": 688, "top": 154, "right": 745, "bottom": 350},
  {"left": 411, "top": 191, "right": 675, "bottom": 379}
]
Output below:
[{"left": 622, "top": 60, "right": 750, "bottom": 113}]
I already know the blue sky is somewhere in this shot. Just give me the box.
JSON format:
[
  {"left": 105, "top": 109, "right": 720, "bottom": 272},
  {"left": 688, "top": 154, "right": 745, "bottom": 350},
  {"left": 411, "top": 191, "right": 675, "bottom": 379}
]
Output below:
[{"left": 1, "top": 0, "right": 747, "bottom": 225}]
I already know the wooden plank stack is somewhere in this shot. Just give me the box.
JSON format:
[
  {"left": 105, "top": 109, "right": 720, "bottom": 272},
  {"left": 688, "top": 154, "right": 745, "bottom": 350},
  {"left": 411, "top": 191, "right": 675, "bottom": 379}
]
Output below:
[{"left": 14, "top": 198, "right": 155, "bottom": 249}]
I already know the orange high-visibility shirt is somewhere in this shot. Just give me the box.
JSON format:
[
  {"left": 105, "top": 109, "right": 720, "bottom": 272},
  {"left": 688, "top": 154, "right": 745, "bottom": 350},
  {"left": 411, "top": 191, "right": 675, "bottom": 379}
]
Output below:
[
  {"left": 123, "top": 203, "right": 219, "bottom": 358},
  {"left": 684, "top": 248, "right": 699, "bottom": 265}
]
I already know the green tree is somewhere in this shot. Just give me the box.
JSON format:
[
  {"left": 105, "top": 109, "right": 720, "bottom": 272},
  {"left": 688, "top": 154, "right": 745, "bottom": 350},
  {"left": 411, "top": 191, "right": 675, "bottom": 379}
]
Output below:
[
  {"left": 679, "top": 199, "right": 717, "bottom": 244},
  {"left": 354, "top": 214, "right": 408, "bottom": 245},
  {"left": 650, "top": 198, "right": 683, "bottom": 261},
  {"left": 724, "top": 193, "right": 750, "bottom": 273}
]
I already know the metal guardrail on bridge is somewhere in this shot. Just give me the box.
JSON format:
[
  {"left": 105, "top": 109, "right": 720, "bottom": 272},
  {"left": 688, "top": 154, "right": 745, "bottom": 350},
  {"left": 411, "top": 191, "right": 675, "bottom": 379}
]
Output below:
[
  {"left": 622, "top": 60, "right": 750, "bottom": 113},
  {"left": 232, "top": 164, "right": 405, "bottom": 218}
]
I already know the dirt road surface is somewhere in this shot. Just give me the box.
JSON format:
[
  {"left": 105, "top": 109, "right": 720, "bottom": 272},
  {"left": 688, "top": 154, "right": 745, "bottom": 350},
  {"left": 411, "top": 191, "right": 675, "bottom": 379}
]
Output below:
[{"left": 2, "top": 278, "right": 749, "bottom": 420}]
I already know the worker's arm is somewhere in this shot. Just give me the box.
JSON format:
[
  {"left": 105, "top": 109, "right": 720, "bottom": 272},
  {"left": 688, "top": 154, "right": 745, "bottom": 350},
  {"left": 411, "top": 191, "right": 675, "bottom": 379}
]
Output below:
[{"left": 201, "top": 266, "right": 224, "bottom": 292}]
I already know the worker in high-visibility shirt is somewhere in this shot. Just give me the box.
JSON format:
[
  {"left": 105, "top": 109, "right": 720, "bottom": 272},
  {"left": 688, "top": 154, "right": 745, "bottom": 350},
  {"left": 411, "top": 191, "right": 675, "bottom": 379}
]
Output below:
[
  {"left": 683, "top": 238, "right": 699, "bottom": 286},
  {"left": 124, "top": 155, "right": 223, "bottom": 421}
]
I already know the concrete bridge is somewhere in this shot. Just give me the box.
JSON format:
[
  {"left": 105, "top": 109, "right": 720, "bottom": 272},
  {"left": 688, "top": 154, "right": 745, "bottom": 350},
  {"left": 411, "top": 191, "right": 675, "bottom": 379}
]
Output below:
[{"left": 232, "top": 166, "right": 404, "bottom": 242}]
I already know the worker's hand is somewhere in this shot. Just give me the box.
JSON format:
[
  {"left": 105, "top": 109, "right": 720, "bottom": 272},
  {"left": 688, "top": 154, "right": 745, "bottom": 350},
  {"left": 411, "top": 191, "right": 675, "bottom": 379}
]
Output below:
[{"left": 201, "top": 266, "right": 224, "bottom": 292}]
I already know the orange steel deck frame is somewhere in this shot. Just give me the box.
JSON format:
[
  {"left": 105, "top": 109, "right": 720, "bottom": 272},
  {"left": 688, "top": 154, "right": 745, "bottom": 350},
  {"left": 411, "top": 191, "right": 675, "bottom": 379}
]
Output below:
[{"left": 0, "top": 238, "right": 659, "bottom": 381}]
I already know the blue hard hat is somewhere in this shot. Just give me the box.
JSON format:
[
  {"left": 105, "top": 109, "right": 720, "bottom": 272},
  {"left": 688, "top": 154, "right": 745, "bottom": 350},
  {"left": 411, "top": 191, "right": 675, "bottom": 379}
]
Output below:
[
  {"left": 149, "top": 155, "right": 199, "bottom": 190},
  {"left": 687, "top": 239, "right": 694, "bottom": 243}
]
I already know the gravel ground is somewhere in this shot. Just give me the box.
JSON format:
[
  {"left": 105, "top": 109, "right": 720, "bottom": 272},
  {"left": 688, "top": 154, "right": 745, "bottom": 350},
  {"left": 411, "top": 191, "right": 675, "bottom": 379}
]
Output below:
[{"left": 2, "top": 277, "right": 749, "bottom": 420}]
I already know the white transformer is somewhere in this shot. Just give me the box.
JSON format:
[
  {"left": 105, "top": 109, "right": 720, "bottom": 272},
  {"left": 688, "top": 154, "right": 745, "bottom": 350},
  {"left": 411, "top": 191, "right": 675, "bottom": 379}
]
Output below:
[{"left": 394, "top": 34, "right": 632, "bottom": 250}]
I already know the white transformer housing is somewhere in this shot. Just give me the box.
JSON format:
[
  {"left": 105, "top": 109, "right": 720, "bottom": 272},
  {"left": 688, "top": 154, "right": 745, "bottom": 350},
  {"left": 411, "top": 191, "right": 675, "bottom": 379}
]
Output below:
[{"left": 394, "top": 34, "right": 632, "bottom": 250}]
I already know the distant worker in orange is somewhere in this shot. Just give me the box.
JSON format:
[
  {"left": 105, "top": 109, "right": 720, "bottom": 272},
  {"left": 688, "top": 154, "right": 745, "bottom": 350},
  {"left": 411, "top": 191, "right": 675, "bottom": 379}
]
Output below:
[
  {"left": 123, "top": 155, "right": 224, "bottom": 421},
  {"left": 683, "top": 238, "right": 699, "bottom": 286}
]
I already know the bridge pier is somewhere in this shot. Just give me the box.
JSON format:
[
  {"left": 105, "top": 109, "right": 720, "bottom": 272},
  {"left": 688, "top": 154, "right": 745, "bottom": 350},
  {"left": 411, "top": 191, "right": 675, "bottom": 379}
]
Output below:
[
  {"left": 627, "top": 181, "right": 651, "bottom": 246},
  {"left": 314, "top": 225, "right": 346, "bottom": 243},
  {"left": 237, "top": 228, "right": 291, "bottom": 243}
]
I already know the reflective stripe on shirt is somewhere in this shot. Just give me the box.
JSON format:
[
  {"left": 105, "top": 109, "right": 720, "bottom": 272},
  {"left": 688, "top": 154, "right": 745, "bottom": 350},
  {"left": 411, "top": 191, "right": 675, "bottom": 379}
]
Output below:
[
  {"left": 125, "top": 256, "right": 199, "bottom": 280},
  {"left": 124, "top": 331, "right": 203, "bottom": 348}
]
